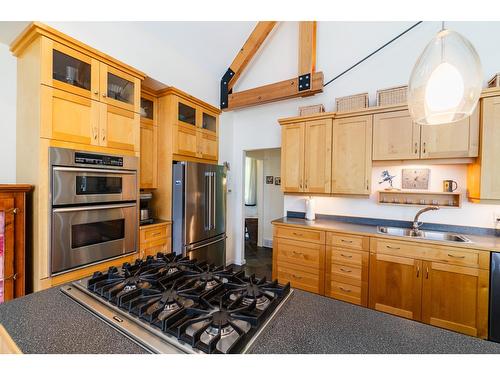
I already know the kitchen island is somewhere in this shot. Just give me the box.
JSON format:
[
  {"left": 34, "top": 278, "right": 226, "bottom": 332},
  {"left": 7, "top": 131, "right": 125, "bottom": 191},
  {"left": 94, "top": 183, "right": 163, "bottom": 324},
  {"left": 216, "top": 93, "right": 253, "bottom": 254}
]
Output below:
[{"left": 0, "top": 286, "right": 499, "bottom": 354}]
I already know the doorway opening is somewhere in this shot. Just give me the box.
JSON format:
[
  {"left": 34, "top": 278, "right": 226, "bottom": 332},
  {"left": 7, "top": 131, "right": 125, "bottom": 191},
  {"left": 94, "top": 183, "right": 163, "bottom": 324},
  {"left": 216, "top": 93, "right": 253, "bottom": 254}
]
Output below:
[{"left": 241, "top": 148, "right": 283, "bottom": 279}]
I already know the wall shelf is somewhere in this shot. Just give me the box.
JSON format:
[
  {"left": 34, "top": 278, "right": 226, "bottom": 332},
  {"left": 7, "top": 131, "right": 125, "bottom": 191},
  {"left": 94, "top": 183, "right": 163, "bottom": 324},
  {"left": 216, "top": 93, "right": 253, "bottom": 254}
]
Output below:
[{"left": 377, "top": 190, "right": 461, "bottom": 208}]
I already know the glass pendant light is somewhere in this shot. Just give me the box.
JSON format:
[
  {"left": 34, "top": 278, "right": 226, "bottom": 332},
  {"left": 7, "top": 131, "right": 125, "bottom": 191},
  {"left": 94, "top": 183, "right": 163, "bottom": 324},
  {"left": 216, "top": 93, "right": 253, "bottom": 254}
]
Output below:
[{"left": 408, "top": 22, "right": 483, "bottom": 125}]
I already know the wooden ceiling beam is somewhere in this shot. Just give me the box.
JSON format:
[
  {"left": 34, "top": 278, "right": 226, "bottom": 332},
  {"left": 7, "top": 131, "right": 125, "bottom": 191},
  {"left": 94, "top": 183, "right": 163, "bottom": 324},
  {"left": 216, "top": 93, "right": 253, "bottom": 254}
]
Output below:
[
  {"left": 225, "top": 71, "right": 324, "bottom": 111},
  {"left": 298, "top": 21, "right": 317, "bottom": 76},
  {"left": 227, "top": 21, "right": 277, "bottom": 92}
]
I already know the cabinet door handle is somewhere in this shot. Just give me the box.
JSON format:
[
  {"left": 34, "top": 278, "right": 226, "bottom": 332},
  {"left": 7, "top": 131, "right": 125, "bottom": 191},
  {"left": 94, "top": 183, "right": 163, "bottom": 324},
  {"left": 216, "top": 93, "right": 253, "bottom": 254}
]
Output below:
[
  {"left": 93, "top": 127, "right": 98, "bottom": 140},
  {"left": 339, "top": 268, "right": 352, "bottom": 273},
  {"left": 423, "top": 142, "right": 426, "bottom": 154},
  {"left": 0, "top": 273, "right": 17, "bottom": 281},
  {"left": 341, "top": 239, "right": 353, "bottom": 244},
  {"left": 101, "top": 129, "right": 106, "bottom": 142},
  {"left": 305, "top": 180, "right": 308, "bottom": 189},
  {"left": 102, "top": 93, "right": 107, "bottom": 98},
  {"left": 339, "top": 286, "right": 352, "bottom": 293},
  {"left": 416, "top": 265, "right": 420, "bottom": 278},
  {"left": 340, "top": 253, "right": 352, "bottom": 259},
  {"left": 447, "top": 253, "right": 466, "bottom": 259},
  {"left": 426, "top": 267, "right": 429, "bottom": 279},
  {"left": 5, "top": 208, "right": 18, "bottom": 215},
  {"left": 93, "top": 90, "right": 99, "bottom": 95},
  {"left": 366, "top": 179, "right": 369, "bottom": 191},
  {"left": 386, "top": 245, "right": 400, "bottom": 250},
  {"left": 414, "top": 142, "right": 418, "bottom": 154}
]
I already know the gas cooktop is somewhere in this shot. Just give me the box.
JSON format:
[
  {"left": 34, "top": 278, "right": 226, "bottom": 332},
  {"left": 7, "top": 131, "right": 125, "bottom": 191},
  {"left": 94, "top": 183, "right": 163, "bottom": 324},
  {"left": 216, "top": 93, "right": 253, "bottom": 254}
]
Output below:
[{"left": 61, "top": 253, "right": 292, "bottom": 354}]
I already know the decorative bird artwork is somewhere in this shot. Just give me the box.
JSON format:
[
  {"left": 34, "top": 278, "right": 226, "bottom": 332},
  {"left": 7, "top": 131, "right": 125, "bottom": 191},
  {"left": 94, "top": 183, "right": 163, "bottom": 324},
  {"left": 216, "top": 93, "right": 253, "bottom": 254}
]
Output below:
[{"left": 378, "top": 170, "right": 399, "bottom": 190}]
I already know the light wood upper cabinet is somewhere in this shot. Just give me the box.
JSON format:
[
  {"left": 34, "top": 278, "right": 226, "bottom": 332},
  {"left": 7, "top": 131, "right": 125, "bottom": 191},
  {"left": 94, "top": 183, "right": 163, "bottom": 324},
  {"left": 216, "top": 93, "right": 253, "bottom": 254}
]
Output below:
[
  {"left": 40, "top": 85, "right": 99, "bottom": 145},
  {"left": 100, "top": 104, "right": 139, "bottom": 152},
  {"left": 304, "top": 119, "right": 332, "bottom": 194},
  {"left": 140, "top": 124, "right": 157, "bottom": 189},
  {"left": 373, "top": 110, "right": 421, "bottom": 160},
  {"left": 369, "top": 253, "right": 423, "bottom": 321},
  {"left": 421, "top": 109, "right": 479, "bottom": 159},
  {"left": 170, "top": 95, "right": 220, "bottom": 162},
  {"left": 99, "top": 63, "right": 140, "bottom": 114},
  {"left": 332, "top": 115, "right": 372, "bottom": 195},
  {"left": 421, "top": 261, "right": 489, "bottom": 338},
  {"left": 41, "top": 38, "right": 100, "bottom": 101},
  {"left": 468, "top": 96, "right": 500, "bottom": 202},
  {"left": 140, "top": 92, "right": 158, "bottom": 189},
  {"left": 281, "top": 123, "right": 305, "bottom": 193}
]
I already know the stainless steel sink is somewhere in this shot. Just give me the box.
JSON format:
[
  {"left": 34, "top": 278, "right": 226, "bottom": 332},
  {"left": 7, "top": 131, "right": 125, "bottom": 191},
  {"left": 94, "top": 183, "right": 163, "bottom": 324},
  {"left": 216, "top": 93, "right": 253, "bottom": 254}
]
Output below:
[{"left": 377, "top": 226, "right": 472, "bottom": 243}]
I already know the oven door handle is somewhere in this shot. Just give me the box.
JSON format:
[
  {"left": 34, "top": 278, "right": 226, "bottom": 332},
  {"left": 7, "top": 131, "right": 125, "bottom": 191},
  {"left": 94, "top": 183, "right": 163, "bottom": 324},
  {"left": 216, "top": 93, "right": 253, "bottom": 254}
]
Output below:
[
  {"left": 53, "top": 166, "right": 136, "bottom": 175},
  {"left": 52, "top": 202, "right": 136, "bottom": 213}
]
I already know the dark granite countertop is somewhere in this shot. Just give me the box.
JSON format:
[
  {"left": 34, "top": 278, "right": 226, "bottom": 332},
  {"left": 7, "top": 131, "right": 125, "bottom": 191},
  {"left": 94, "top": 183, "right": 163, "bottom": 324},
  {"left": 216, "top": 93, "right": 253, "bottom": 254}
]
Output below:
[
  {"left": 1, "top": 286, "right": 499, "bottom": 354},
  {"left": 273, "top": 217, "right": 500, "bottom": 252}
]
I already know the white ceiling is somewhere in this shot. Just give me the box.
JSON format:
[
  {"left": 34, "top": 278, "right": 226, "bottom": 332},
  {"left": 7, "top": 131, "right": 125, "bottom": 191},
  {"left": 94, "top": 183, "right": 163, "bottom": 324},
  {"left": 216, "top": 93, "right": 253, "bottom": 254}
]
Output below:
[{"left": 0, "top": 21, "right": 256, "bottom": 78}]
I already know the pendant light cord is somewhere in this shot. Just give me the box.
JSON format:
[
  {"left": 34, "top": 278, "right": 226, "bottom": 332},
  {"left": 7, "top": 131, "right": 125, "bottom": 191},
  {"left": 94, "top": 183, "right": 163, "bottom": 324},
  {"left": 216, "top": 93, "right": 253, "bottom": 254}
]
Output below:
[{"left": 323, "top": 21, "right": 423, "bottom": 87}]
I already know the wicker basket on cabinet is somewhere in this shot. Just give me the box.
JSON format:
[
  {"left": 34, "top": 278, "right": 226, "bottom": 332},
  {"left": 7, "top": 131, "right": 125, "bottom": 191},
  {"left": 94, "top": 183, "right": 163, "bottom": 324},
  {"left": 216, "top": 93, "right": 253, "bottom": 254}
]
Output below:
[
  {"left": 335, "top": 93, "right": 368, "bottom": 112},
  {"left": 376, "top": 85, "right": 408, "bottom": 106},
  {"left": 488, "top": 73, "right": 500, "bottom": 88},
  {"left": 299, "top": 104, "right": 325, "bottom": 116}
]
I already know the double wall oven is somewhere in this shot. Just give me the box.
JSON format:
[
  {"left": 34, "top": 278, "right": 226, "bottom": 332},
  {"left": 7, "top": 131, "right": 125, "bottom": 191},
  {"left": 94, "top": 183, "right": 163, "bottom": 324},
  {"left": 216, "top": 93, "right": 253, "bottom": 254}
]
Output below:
[{"left": 49, "top": 147, "right": 138, "bottom": 275}]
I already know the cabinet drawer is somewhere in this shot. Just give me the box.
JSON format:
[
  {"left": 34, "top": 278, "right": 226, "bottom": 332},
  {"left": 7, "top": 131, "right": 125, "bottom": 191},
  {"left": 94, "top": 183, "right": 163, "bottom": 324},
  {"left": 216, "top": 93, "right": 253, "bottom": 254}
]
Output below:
[
  {"left": 274, "top": 226, "right": 325, "bottom": 244},
  {"left": 141, "top": 225, "right": 168, "bottom": 242},
  {"left": 374, "top": 238, "right": 480, "bottom": 268},
  {"left": 276, "top": 238, "right": 323, "bottom": 269},
  {"left": 276, "top": 263, "right": 321, "bottom": 294},
  {"left": 330, "top": 263, "right": 362, "bottom": 281},
  {"left": 330, "top": 248, "right": 364, "bottom": 267},
  {"left": 327, "top": 232, "right": 368, "bottom": 251},
  {"left": 328, "top": 280, "right": 362, "bottom": 305}
]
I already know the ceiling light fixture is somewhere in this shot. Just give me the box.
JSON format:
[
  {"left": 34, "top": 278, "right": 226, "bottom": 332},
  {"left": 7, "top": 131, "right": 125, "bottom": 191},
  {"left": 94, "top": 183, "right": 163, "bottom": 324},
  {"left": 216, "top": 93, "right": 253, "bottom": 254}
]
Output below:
[{"left": 408, "top": 22, "right": 483, "bottom": 125}]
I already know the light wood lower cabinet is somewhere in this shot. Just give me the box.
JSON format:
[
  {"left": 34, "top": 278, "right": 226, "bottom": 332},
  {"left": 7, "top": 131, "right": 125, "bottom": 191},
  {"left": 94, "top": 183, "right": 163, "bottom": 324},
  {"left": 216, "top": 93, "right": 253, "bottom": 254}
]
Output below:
[
  {"left": 139, "top": 222, "right": 171, "bottom": 258},
  {"left": 273, "top": 227, "right": 325, "bottom": 294},
  {"left": 368, "top": 253, "right": 423, "bottom": 320},
  {"left": 369, "top": 237, "right": 489, "bottom": 338},
  {"left": 273, "top": 224, "right": 490, "bottom": 339},
  {"left": 421, "top": 261, "right": 489, "bottom": 338},
  {"left": 325, "top": 233, "right": 370, "bottom": 306}
]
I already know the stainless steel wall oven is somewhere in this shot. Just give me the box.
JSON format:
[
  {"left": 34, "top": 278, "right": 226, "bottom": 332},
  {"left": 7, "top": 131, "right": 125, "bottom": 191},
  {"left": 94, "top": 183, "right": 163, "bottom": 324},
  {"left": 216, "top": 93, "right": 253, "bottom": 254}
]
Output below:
[{"left": 49, "top": 147, "right": 138, "bottom": 275}]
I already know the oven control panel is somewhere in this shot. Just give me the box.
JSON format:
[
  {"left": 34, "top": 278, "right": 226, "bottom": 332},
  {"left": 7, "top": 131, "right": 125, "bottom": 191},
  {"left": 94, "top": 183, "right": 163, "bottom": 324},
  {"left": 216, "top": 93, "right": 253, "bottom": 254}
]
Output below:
[{"left": 75, "top": 152, "right": 123, "bottom": 167}]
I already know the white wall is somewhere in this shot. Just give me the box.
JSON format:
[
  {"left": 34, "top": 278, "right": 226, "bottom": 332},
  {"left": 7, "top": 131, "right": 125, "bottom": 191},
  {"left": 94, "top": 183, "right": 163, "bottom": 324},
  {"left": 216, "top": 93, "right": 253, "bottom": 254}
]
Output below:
[
  {"left": 0, "top": 43, "right": 16, "bottom": 182},
  {"left": 220, "top": 21, "right": 500, "bottom": 265}
]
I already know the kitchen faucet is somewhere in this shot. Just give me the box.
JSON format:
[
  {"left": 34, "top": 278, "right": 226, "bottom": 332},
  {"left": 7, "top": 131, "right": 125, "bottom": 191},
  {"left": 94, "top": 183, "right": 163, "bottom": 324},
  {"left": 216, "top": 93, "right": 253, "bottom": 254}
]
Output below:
[{"left": 412, "top": 206, "right": 440, "bottom": 234}]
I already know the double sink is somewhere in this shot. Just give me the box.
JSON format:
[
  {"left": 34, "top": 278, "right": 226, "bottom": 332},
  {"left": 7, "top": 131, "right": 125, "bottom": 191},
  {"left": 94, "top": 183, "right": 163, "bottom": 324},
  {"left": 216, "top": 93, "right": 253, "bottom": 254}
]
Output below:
[{"left": 377, "top": 226, "right": 472, "bottom": 243}]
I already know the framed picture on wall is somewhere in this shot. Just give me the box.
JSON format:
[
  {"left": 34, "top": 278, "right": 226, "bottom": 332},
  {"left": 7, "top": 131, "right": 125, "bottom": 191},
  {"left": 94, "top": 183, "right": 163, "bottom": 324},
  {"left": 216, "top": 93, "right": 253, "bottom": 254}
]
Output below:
[
  {"left": 266, "top": 176, "right": 274, "bottom": 184},
  {"left": 274, "top": 177, "right": 281, "bottom": 186}
]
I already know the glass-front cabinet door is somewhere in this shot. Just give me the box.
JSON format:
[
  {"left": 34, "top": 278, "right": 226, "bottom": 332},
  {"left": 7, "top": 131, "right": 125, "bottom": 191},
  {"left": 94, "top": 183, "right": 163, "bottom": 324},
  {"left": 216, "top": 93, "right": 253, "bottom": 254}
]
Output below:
[
  {"left": 201, "top": 112, "right": 217, "bottom": 133},
  {"left": 100, "top": 63, "right": 140, "bottom": 113},
  {"left": 140, "top": 93, "right": 156, "bottom": 126},
  {"left": 177, "top": 99, "right": 197, "bottom": 127},
  {"left": 43, "top": 39, "right": 100, "bottom": 100}
]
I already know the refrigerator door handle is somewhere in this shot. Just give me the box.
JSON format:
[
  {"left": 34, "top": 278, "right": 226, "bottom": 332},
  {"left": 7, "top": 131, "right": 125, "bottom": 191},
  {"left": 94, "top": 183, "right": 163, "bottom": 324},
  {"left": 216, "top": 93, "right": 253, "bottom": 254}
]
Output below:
[
  {"left": 212, "top": 171, "right": 216, "bottom": 230},
  {"left": 185, "top": 235, "right": 227, "bottom": 252},
  {"left": 205, "top": 172, "right": 211, "bottom": 230}
]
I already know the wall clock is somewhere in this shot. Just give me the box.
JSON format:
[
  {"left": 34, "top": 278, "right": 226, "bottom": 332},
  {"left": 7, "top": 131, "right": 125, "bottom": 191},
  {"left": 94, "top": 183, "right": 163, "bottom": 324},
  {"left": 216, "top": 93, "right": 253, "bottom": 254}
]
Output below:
[{"left": 402, "top": 168, "right": 430, "bottom": 189}]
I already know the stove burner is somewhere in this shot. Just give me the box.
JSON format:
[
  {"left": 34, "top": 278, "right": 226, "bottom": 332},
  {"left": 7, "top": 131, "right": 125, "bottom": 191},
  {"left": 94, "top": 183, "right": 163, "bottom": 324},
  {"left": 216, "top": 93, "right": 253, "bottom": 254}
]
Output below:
[
  {"left": 227, "top": 275, "right": 285, "bottom": 311},
  {"left": 183, "top": 264, "right": 233, "bottom": 291}
]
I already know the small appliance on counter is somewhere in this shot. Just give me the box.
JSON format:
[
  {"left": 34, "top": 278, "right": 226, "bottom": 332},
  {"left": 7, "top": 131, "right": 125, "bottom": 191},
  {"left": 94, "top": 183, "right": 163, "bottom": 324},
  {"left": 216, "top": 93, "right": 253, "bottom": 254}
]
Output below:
[
  {"left": 140, "top": 192, "right": 154, "bottom": 225},
  {"left": 305, "top": 196, "right": 316, "bottom": 221}
]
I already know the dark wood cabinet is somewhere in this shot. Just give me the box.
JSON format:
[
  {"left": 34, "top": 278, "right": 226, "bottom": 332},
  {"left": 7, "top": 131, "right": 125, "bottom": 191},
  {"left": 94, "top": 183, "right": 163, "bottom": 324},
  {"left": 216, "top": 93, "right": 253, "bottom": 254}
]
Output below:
[{"left": 0, "top": 185, "right": 32, "bottom": 303}]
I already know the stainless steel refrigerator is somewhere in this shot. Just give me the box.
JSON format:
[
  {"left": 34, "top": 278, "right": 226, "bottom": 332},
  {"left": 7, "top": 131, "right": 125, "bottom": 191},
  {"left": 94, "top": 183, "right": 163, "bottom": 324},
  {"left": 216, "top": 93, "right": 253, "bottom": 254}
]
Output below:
[{"left": 172, "top": 161, "right": 226, "bottom": 266}]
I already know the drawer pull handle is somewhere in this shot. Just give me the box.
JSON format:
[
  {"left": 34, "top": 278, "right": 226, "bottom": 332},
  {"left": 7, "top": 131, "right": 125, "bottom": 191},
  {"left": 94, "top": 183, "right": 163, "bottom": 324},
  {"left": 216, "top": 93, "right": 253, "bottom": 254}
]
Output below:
[
  {"left": 386, "top": 245, "right": 400, "bottom": 250},
  {"left": 291, "top": 274, "right": 302, "bottom": 280},
  {"left": 340, "top": 254, "right": 352, "bottom": 259},
  {"left": 292, "top": 250, "right": 304, "bottom": 256},
  {"left": 447, "top": 253, "right": 466, "bottom": 259},
  {"left": 341, "top": 239, "right": 353, "bottom": 244},
  {"left": 340, "top": 268, "right": 352, "bottom": 273},
  {"left": 292, "top": 232, "right": 303, "bottom": 237},
  {"left": 339, "top": 286, "right": 352, "bottom": 293},
  {"left": 416, "top": 265, "right": 420, "bottom": 278},
  {"left": 151, "top": 232, "right": 162, "bottom": 237}
]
